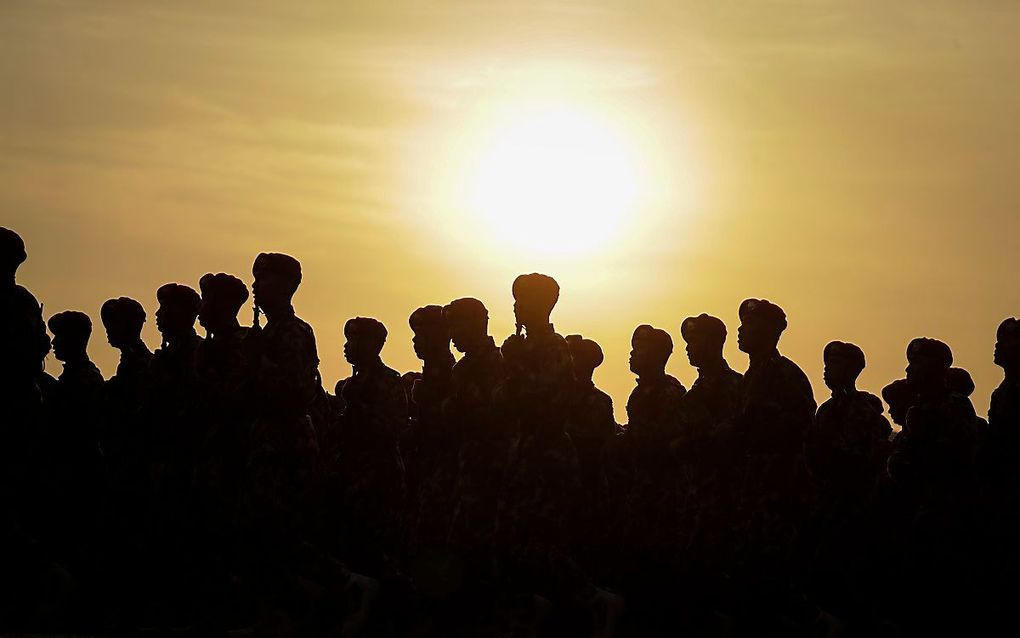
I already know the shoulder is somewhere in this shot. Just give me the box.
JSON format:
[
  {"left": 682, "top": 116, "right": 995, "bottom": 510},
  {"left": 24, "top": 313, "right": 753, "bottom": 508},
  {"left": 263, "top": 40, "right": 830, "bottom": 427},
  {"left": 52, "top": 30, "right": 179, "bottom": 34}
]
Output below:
[
  {"left": 11, "top": 285, "right": 42, "bottom": 309},
  {"left": 665, "top": 374, "right": 688, "bottom": 395},
  {"left": 854, "top": 391, "right": 884, "bottom": 414}
]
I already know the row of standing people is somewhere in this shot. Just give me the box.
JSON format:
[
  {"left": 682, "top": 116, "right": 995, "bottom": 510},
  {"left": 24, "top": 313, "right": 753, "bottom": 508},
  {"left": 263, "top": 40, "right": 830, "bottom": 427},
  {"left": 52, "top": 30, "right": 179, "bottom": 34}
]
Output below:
[{"left": 2, "top": 225, "right": 1019, "bottom": 636}]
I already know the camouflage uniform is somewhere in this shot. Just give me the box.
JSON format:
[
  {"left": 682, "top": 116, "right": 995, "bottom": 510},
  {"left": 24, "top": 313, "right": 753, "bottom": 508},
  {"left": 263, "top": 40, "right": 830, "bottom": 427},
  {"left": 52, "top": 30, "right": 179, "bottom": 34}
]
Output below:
[
  {"left": 333, "top": 356, "right": 407, "bottom": 572},
  {"left": 446, "top": 336, "right": 506, "bottom": 570}
]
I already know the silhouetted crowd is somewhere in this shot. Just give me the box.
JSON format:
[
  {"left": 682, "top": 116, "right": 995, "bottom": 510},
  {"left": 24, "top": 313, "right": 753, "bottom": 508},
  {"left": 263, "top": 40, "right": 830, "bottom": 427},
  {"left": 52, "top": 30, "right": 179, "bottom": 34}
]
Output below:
[{"left": 1, "top": 225, "right": 1018, "bottom": 637}]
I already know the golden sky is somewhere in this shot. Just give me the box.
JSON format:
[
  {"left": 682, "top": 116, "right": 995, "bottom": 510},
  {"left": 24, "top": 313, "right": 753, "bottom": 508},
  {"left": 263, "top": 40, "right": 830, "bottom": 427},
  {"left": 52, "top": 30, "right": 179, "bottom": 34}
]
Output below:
[{"left": 4, "top": 1, "right": 1018, "bottom": 420}]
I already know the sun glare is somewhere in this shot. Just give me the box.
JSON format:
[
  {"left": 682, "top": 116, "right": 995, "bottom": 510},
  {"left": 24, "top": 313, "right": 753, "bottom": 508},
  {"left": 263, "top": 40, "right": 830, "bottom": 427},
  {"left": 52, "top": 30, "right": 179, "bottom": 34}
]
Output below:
[{"left": 464, "top": 106, "right": 643, "bottom": 256}]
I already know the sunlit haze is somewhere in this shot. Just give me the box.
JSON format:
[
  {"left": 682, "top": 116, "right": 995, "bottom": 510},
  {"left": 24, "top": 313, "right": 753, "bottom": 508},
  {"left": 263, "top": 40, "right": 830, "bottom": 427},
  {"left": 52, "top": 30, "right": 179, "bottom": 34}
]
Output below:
[{"left": 3, "top": 1, "right": 1019, "bottom": 420}]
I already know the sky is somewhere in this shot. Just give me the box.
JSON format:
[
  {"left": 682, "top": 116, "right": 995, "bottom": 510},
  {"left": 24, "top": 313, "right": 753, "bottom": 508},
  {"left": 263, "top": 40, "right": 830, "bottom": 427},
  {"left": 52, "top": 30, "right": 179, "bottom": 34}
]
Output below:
[{"left": 3, "top": 0, "right": 1019, "bottom": 420}]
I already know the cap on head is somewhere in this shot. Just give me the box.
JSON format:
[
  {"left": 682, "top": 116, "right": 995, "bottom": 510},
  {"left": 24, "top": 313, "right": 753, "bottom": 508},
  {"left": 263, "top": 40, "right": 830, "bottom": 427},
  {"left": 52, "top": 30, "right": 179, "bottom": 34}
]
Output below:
[
  {"left": 512, "top": 273, "right": 560, "bottom": 309},
  {"left": 946, "top": 367, "right": 976, "bottom": 397},
  {"left": 345, "top": 316, "right": 388, "bottom": 353},
  {"left": 253, "top": 252, "right": 302, "bottom": 292},
  {"left": 824, "top": 340, "right": 866, "bottom": 377},
  {"left": 409, "top": 305, "right": 447, "bottom": 332},
  {"left": 101, "top": 297, "right": 146, "bottom": 333},
  {"left": 882, "top": 378, "right": 915, "bottom": 406},
  {"left": 566, "top": 334, "right": 604, "bottom": 369},
  {"left": 444, "top": 297, "right": 489, "bottom": 326},
  {"left": 199, "top": 272, "right": 249, "bottom": 312},
  {"left": 738, "top": 298, "right": 788, "bottom": 334},
  {"left": 48, "top": 310, "right": 92, "bottom": 340},
  {"left": 681, "top": 313, "right": 727, "bottom": 346},
  {"left": 998, "top": 317, "right": 1020, "bottom": 342},
  {"left": 632, "top": 324, "right": 673, "bottom": 356},
  {"left": 0, "top": 227, "right": 27, "bottom": 269},
  {"left": 157, "top": 283, "right": 201, "bottom": 316},
  {"left": 906, "top": 337, "right": 953, "bottom": 370}
]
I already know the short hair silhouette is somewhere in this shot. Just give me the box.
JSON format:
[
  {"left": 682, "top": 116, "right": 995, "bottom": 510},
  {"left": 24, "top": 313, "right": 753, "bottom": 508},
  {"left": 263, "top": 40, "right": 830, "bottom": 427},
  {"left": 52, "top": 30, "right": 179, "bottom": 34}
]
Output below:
[
  {"left": 512, "top": 273, "right": 560, "bottom": 312},
  {"left": 444, "top": 297, "right": 489, "bottom": 329},
  {"left": 48, "top": 310, "right": 92, "bottom": 347},
  {"left": 680, "top": 313, "right": 727, "bottom": 348},
  {"left": 252, "top": 252, "right": 302, "bottom": 294},
  {"left": 101, "top": 297, "right": 146, "bottom": 336},
  {"left": 345, "top": 316, "right": 388, "bottom": 355},
  {"left": 632, "top": 324, "right": 673, "bottom": 358},
  {"left": 157, "top": 283, "right": 201, "bottom": 317},
  {"left": 199, "top": 273, "right": 249, "bottom": 313},
  {"left": 0, "top": 227, "right": 27, "bottom": 269},
  {"left": 946, "top": 367, "right": 976, "bottom": 397},
  {"left": 824, "top": 341, "right": 867, "bottom": 378},
  {"left": 566, "top": 334, "right": 605, "bottom": 370},
  {"left": 906, "top": 337, "right": 953, "bottom": 370},
  {"left": 738, "top": 298, "right": 788, "bottom": 335},
  {"left": 409, "top": 305, "right": 447, "bottom": 332}
]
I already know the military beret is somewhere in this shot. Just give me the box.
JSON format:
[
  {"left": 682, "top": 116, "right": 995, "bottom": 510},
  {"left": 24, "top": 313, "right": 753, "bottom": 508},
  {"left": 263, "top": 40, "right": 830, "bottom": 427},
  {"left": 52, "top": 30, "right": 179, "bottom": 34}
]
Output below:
[
  {"left": 881, "top": 378, "right": 916, "bottom": 409},
  {"left": 824, "top": 341, "right": 866, "bottom": 375},
  {"left": 946, "top": 367, "right": 975, "bottom": 398},
  {"left": 680, "top": 313, "right": 727, "bottom": 345},
  {"left": 409, "top": 305, "right": 447, "bottom": 332},
  {"left": 512, "top": 273, "right": 560, "bottom": 307},
  {"left": 566, "top": 334, "right": 605, "bottom": 369},
  {"left": 998, "top": 318, "right": 1020, "bottom": 341},
  {"left": 444, "top": 297, "right": 489, "bottom": 324},
  {"left": 101, "top": 297, "right": 146, "bottom": 331},
  {"left": 632, "top": 324, "right": 673, "bottom": 355},
  {"left": 199, "top": 272, "right": 249, "bottom": 310},
  {"left": 0, "top": 227, "right": 26, "bottom": 267},
  {"left": 345, "top": 316, "right": 387, "bottom": 345},
  {"left": 156, "top": 283, "right": 201, "bottom": 315},
  {"left": 906, "top": 337, "right": 953, "bottom": 369},
  {"left": 738, "top": 298, "right": 788, "bottom": 333},
  {"left": 48, "top": 310, "right": 92, "bottom": 338},
  {"left": 252, "top": 252, "right": 302, "bottom": 286}
]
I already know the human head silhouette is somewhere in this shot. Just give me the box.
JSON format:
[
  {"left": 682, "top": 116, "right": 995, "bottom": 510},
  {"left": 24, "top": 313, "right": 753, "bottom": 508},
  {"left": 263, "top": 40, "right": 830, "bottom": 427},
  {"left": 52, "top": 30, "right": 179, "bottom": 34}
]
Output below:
[
  {"left": 409, "top": 305, "right": 450, "bottom": 362},
  {"left": 199, "top": 273, "right": 249, "bottom": 336},
  {"left": 344, "top": 317, "right": 387, "bottom": 367},
  {"left": 101, "top": 297, "right": 146, "bottom": 350},
  {"left": 905, "top": 338, "right": 953, "bottom": 394},
  {"left": 680, "top": 314, "right": 727, "bottom": 369},
  {"left": 994, "top": 318, "right": 1020, "bottom": 372},
  {"left": 512, "top": 273, "right": 559, "bottom": 332},
  {"left": 737, "top": 298, "right": 787, "bottom": 356},
  {"left": 823, "top": 341, "right": 866, "bottom": 394},
  {"left": 0, "top": 227, "right": 27, "bottom": 283},
  {"left": 48, "top": 311, "right": 92, "bottom": 363},
  {"left": 566, "top": 334, "right": 604, "bottom": 383},
  {"left": 946, "top": 367, "right": 976, "bottom": 398},
  {"left": 881, "top": 378, "right": 916, "bottom": 427},
  {"left": 155, "top": 283, "right": 201, "bottom": 341},
  {"left": 443, "top": 297, "right": 489, "bottom": 354},
  {"left": 630, "top": 324, "right": 672, "bottom": 377},
  {"left": 252, "top": 252, "right": 301, "bottom": 315}
]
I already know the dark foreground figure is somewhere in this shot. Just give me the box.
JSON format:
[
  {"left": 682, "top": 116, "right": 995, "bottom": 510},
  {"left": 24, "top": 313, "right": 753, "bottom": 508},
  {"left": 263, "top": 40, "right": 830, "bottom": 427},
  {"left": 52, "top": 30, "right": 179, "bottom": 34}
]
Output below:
[{"left": 1, "top": 225, "right": 1017, "bottom": 637}]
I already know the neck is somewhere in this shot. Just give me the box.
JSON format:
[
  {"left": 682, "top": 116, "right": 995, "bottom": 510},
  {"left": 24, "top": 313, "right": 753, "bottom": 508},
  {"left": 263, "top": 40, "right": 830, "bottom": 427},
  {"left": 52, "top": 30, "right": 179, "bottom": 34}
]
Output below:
[
  {"left": 63, "top": 352, "right": 90, "bottom": 366},
  {"left": 830, "top": 385, "right": 856, "bottom": 397},
  {"left": 264, "top": 302, "right": 294, "bottom": 324},
  {"left": 121, "top": 338, "right": 148, "bottom": 355},
  {"left": 163, "top": 328, "right": 196, "bottom": 348},
  {"left": 214, "top": 318, "right": 242, "bottom": 339},
  {"left": 424, "top": 349, "right": 455, "bottom": 372},
  {"left": 748, "top": 347, "right": 778, "bottom": 365},
  {"left": 1, "top": 271, "right": 14, "bottom": 289},
  {"left": 697, "top": 356, "right": 727, "bottom": 375},
  {"left": 640, "top": 368, "right": 667, "bottom": 383},
  {"left": 354, "top": 354, "right": 382, "bottom": 374},
  {"left": 464, "top": 334, "right": 493, "bottom": 356},
  {"left": 1004, "top": 367, "right": 1019, "bottom": 383},
  {"left": 524, "top": 321, "right": 553, "bottom": 336}
]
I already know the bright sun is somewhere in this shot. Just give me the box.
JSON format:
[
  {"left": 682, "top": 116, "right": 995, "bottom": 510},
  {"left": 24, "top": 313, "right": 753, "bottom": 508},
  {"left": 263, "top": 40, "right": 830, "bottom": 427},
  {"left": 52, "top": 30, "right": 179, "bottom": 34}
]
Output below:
[{"left": 465, "top": 106, "right": 643, "bottom": 256}]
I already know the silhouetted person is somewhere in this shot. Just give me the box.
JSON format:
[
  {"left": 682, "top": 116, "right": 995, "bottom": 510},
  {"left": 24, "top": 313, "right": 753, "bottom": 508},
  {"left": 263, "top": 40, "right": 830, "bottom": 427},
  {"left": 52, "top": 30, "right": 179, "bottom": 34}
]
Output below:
[
  {"left": 443, "top": 297, "right": 506, "bottom": 594},
  {"left": 99, "top": 297, "right": 151, "bottom": 456},
  {"left": 401, "top": 305, "right": 458, "bottom": 563},
  {"left": 882, "top": 378, "right": 916, "bottom": 435},
  {"left": 563, "top": 334, "right": 615, "bottom": 577},
  {"left": 673, "top": 314, "right": 743, "bottom": 590},
  {"left": 43, "top": 311, "right": 105, "bottom": 586},
  {"left": 333, "top": 317, "right": 407, "bottom": 575},
  {"left": 946, "top": 366, "right": 988, "bottom": 437},
  {"left": 888, "top": 338, "right": 977, "bottom": 497},
  {"left": 809, "top": 341, "right": 891, "bottom": 493},
  {"left": 988, "top": 317, "right": 1020, "bottom": 453},
  {"left": 617, "top": 324, "right": 686, "bottom": 622},
  {"left": 730, "top": 299, "right": 816, "bottom": 629}
]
